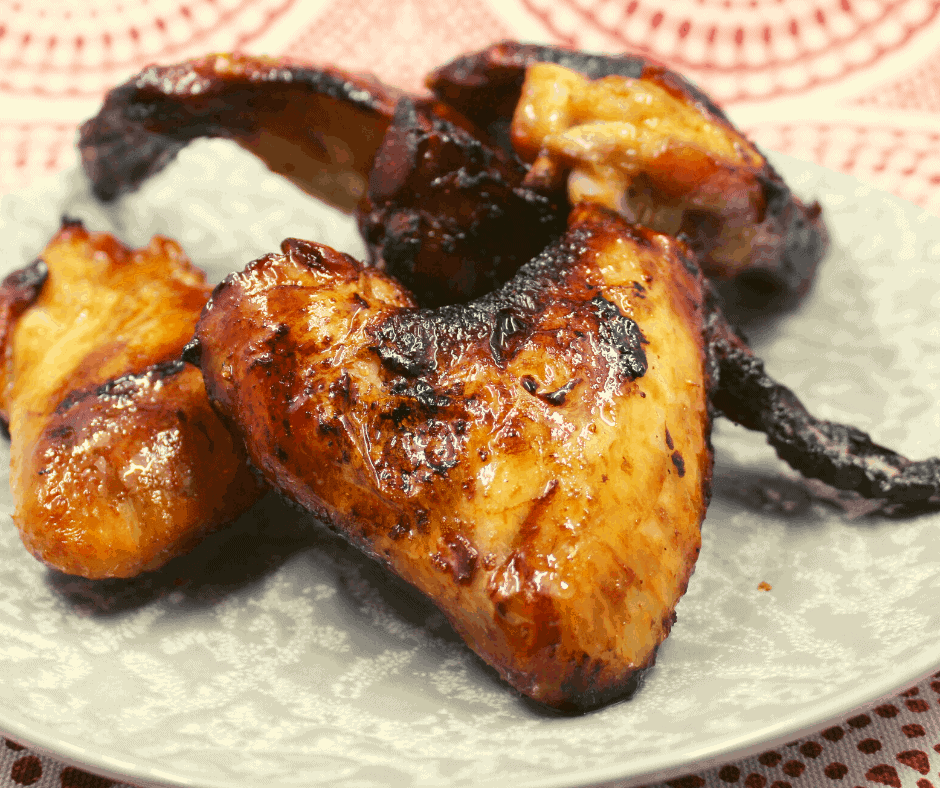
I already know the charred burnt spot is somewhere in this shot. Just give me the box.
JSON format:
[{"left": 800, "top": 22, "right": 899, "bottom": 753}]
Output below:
[
  {"left": 490, "top": 308, "right": 528, "bottom": 366},
  {"left": 521, "top": 377, "right": 582, "bottom": 406},
  {"left": 370, "top": 315, "right": 439, "bottom": 376},
  {"left": 60, "top": 215, "right": 86, "bottom": 230},
  {"left": 181, "top": 337, "right": 202, "bottom": 366},
  {"left": 545, "top": 653, "right": 651, "bottom": 715},
  {"left": 525, "top": 45, "right": 646, "bottom": 81},
  {"left": 279, "top": 63, "right": 398, "bottom": 115},
  {"left": 386, "top": 379, "right": 452, "bottom": 414},
  {"left": 1, "top": 258, "right": 49, "bottom": 312},
  {"left": 363, "top": 208, "right": 421, "bottom": 275},
  {"left": 45, "top": 423, "right": 76, "bottom": 445},
  {"left": 776, "top": 198, "right": 828, "bottom": 301},
  {"left": 54, "top": 359, "right": 187, "bottom": 414},
  {"left": 78, "top": 83, "right": 190, "bottom": 201},
  {"left": 675, "top": 243, "right": 704, "bottom": 280},
  {"left": 431, "top": 531, "right": 479, "bottom": 585},
  {"left": 591, "top": 295, "right": 648, "bottom": 381},
  {"left": 377, "top": 415, "right": 464, "bottom": 486},
  {"left": 665, "top": 428, "right": 674, "bottom": 450},
  {"left": 671, "top": 451, "right": 686, "bottom": 477},
  {"left": 281, "top": 239, "right": 361, "bottom": 277}
]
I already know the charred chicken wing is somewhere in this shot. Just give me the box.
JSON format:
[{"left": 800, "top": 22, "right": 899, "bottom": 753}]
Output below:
[
  {"left": 79, "top": 44, "right": 827, "bottom": 308},
  {"left": 78, "top": 53, "right": 405, "bottom": 210},
  {"left": 0, "top": 221, "right": 265, "bottom": 579},
  {"left": 428, "top": 42, "right": 828, "bottom": 307},
  {"left": 191, "top": 203, "right": 713, "bottom": 711}
]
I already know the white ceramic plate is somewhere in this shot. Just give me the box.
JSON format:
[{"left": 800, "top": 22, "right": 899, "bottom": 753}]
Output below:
[{"left": 1, "top": 143, "right": 939, "bottom": 788}]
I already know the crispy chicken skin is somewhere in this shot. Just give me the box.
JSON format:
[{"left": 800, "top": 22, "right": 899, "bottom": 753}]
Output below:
[
  {"left": 78, "top": 53, "right": 406, "bottom": 210},
  {"left": 428, "top": 42, "right": 828, "bottom": 308},
  {"left": 0, "top": 222, "right": 264, "bottom": 579},
  {"left": 191, "top": 203, "right": 712, "bottom": 710},
  {"left": 359, "top": 96, "right": 567, "bottom": 306}
]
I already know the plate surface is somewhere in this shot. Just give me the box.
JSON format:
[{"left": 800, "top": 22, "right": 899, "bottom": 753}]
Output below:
[{"left": 1, "top": 143, "right": 939, "bottom": 788}]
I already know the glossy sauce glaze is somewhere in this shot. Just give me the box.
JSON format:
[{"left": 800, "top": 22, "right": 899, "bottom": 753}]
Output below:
[
  {"left": 193, "top": 204, "right": 712, "bottom": 710},
  {"left": 0, "top": 222, "right": 265, "bottom": 578}
]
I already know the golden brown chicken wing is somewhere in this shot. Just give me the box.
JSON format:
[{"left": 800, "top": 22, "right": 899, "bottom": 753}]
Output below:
[
  {"left": 190, "top": 203, "right": 712, "bottom": 711},
  {"left": 428, "top": 42, "right": 828, "bottom": 309},
  {"left": 0, "top": 221, "right": 265, "bottom": 579}
]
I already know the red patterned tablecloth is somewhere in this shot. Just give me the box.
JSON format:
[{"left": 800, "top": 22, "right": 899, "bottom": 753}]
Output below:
[{"left": 1, "top": 2, "right": 939, "bottom": 787}]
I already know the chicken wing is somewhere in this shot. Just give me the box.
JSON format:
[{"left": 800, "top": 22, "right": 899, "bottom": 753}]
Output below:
[
  {"left": 78, "top": 45, "right": 826, "bottom": 310},
  {"left": 358, "top": 96, "right": 567, "bottom": 306},
  {"left": 190, "top": 203, "right": 713, "bottom": 711},
  {"left": 77, "top": 52, "right": 481, "bottom": 212},
  {"left": 0, "top": 221, "right": 265, "bottom": 579},
  {"left": 428, "top": 42, "right": 828, "bottom": 309}
]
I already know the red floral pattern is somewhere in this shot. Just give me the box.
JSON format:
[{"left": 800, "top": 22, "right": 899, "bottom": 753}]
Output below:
[
  {"left": 0, "top": 0, "right": 298, "bottom": 97},
  {"left": 512, "top": 0, "right": 940, "bottom": 102}
]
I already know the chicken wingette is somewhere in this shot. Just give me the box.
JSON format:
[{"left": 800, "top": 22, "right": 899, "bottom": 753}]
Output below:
[
  {"left": 190, "top": 203, "right": 712, "bottom": 711},
  {"left": 427, "top": 42, "right": 828, "bottom": 309},
  {"left": 0, "top": 221, "right": 265, "bottom": 579}
]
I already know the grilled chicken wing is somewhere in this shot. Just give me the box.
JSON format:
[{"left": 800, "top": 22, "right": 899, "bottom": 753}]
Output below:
[
  {"left": 191, "top": 203, "right": 712, "bottom": 711},
  {"left": 428, "top": 42, "right": 828, "bottom": 308},
  {"left": 79, "top": 45, "right": 826, "bottom": 309},
  {"left": 78, "top": 53, "right": 405, "bottom": 210},
  {"left": 77, "top": 52, "right": 482, "bottom": 212},
  {"left": 0, "top": 222, "right": 265, "bottom": 579},
  {"left": 358, "top": 96, "right": 567, "bottom": 306}
]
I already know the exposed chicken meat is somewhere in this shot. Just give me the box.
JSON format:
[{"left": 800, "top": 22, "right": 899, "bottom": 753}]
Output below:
[{"left": 428, "top": 41, "right": 828, "bottom": 309}]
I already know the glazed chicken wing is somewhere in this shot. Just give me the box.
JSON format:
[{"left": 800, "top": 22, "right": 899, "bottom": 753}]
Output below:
[
  {"left": 0, "top": 221, "right": 265, "bottom": 579},
  {"left": 428, "top": 42, "right": 828, "bottom": 308},
  {"left": 78, "top": 45, "right": 826, "bottom": 310},
  {"left": 191, "top": 203, "right": 712, "bottom": 711},
  {"left": 77, "top": 52, "right": 481, "bottom": 212},
  {"left": 78, "top": 53, "right": 405, "bottom": 210}
]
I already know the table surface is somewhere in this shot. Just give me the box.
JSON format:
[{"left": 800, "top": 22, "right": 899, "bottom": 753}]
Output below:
[{"left": 1, "top": 1, "right": 939, "bottom": 787}]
